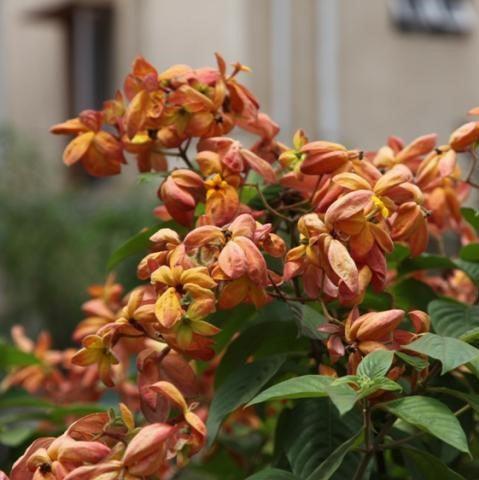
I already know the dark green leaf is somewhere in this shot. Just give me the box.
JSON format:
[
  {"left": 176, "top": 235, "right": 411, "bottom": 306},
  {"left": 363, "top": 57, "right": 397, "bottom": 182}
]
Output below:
[
  {"left": 245, "top": 468, "right": 298, "bottom": 480},
  {"left": 360, "top": 288, "right": 393, "bottom": 311},
  {"left": 395, "top": 351, "right": 428, "bottom": 371},
  {"left": 247, "top": 375, "right": 357, "bottom": 415},
  {"left": 390, "top": 278, "right": 438, "bottom": 311},
  {"left": 454, "top": 259, "right": 479, "bottom": 286},
  {"left": 106, "top": 222, "right": 185, "bottom": 271},
  {"left": 398, "top": 254, "right": 455, "bottom": 275},
  {"left": 387, "top": 244, "right": 410, "bottom": 268},
  {"left": 429, "top": 299, "right": 479, "bottom": 339},
  {"left": 275, "top": 399, "right": 364, "bottom": 479},
  {"left": 207, "top": 356, "right": 285, "bottom": 447},
  {"left": 461, "top": 207, "right": 479, "bottom": 234},
  {"left": 426, "top": 386, "right": 479, "bottom": 415},
  {"left": 215, "top": 302, "right": 308, "bottom": 387},
  {"left": 460, "top": 243, "right": 479, "bottom": 262},
  {"left": 305, "top": 430, "right": 364, "bottom": 480},
  {"left": 294, "top": 304, "right": 326, "bottom": 340},
  {"left": 401, "top": 446, "right": 465, "bottom": 479},
  {"left": 357, "top": 350, "right": 395, "bottom": 379},
  {"left": 382, "top": 396, "right": 469, "bottom": 453},
  {"left": 406, "top": 333, "right": 479, "bottom": 374}
]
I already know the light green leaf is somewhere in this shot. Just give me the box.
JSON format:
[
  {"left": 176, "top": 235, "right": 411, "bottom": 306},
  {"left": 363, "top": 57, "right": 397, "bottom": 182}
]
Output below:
[
  {"left": 0, "top": 340, "right": 40, "bottom": 369},
  {"left": 357, "top": 350, "right": 394, "bottom": 379},
  {"left": 406, "top": 333, "right": 479, "bottom": 374},
  {"left": 356, "top": 378, "right": 402, "bottom": 401},
  {"left": 382, "top": 396, "right": 469, "bottom": 453},
  {"left": 0, "top": 425, "right": 35, "bottom": 446},
  {"left": 305, "top": 430, "right": 364, "bottom": 480},
  {"left": 247, "top": 375, "right": 357, "bottom": 415},
  {"left": 401, "top": 446, "right": 465, "bottom": 479},
  {"left": 428, "top": 299, "right": 479, "bottom": 339},
  {"left": 207, "top": 356, "right": 285, "bottom": 447}
]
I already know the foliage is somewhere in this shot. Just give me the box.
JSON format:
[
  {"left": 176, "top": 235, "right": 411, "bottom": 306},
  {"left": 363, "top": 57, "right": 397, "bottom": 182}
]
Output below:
[{"left": 2, "top": 53, "right": 479, "bottom": 479}]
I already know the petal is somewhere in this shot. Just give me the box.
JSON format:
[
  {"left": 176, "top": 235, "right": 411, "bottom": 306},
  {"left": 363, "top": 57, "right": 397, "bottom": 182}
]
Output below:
[
  {"left": 149, "top": 381, "right": 188, "bottom": 413},
  {"left": 240, "top": 148, "right": 276, "bottom": 183},
  {"left": 63, "top": 132, "right": 94, "bottom": 166},
  {"left": 327, "top": 239, "right": 358, "bottom": 293},
  {"left": 325, "top": 190, "right": 373, "bottom": 226},
  {"left": 218, "top": 240, "right": 247, "bottom": 279},
  {"left": 125, "top": 90, "right": 149, "bottom": 139},
  {"left": 333, "top": 172, "right": 371, "bottom": 190},
  {"left": 233, "top": 237, "right": 268, "bottom": 286},
  {"left": 229, "top": 213, "right": 257, "bottom": 239},
  {"left": 155, "top": 288, "right": 183, "bottom": 328}
]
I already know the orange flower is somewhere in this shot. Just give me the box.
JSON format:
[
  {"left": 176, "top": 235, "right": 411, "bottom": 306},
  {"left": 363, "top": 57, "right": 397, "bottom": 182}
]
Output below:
[
  {"left": 72, "top": 334, "right": 119, "bottom": 387},
  {"left": 50, "top": 110, "right": 125, "bottom": 176},
  {"left": 159, "top": 169, "right": 204, "bottom": 226},
  {"left": 151, "top": 265, "right": 216, "bottom": 328}
]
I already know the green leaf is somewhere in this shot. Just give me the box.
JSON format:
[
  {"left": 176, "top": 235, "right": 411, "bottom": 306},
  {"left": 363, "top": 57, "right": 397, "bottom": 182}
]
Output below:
[
  {"left": 360, "top": 288, "right": 393, "bottom": 311},
  {"left": 246, "top": 468, "right": 298, "bottom": 480},
  {"left": 136, "top": 171, "right": 168, "bottom": 184},
  {"left": 247, "top": 375, "right": 357, "bottom": 415},
  {"left": 106, "top": 222, "right": 185, "bottom": 271},
  {"left": 247, "top": 184, "right": 282, "bottom": 210},
  {"left": 390, "top": 278, "right": 438, "bottom": 311},
  {"left": 0, "top": 340, "right": 40, "bottom": 369},
  {"left": 401, "top": 446, "right": 466, "bottom": 479},
  {"left": 426, "top": 386, "right": 479, "bottom": 415},
  {"left": 387, "top": 244, "right": 410, "bottom": 268},
  {"left": 293, "top": 303, "right": 326, "bottom": 340},
  {"left": 406, "top": 333, "right": 479, "bottom": 374},
  {"left": 305, "top": 430, "right": 364, "bottom": 480},
  {"left": 395, "top": 351, "right": 428, "bottom": 371},
  {"left": 215, "top": 302, "right": 308, "bottom": 386},
  {"left": 460, "top": 243, "right": 479, "bottom": 262},
  {"left": 454, "top": 259, "right": 479, "bottom": 286},
  {"left": 398, "top": 254, "right": 455, "bottom": 275},
  {"left": 429, "top": 299, "right": 479, "bottom": 339},
  {"left": 275, "top": 399, "right": 364, "bottom": 479},
  {"left": 206, "top": 356, "right": 285, "bottom": 447},
  {"left": 461, "top": 207, "right": 479, "bottom": 234},
  {"left": 356, "top": 378, "right": 402, "bottom": 400},
  {"left": 0, "top": 425, "right": 35, "bottom": 446},
  {"left": 382, "top": 396, "right": 470, "bottom": 453},
  {"left": 357, "top": 350, "right": 395, "bottom": 379}
]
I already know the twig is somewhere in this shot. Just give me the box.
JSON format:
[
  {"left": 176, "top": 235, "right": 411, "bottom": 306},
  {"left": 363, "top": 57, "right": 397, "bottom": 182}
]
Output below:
[
  {"left": 353, "top": 401, "right": 373, "bottom": 480},
  {"left": 178, "top": 138, "right": 195, "bottom": 170},
  {"left": 245, "top": 183, "right": 295, "bottom": 223}
]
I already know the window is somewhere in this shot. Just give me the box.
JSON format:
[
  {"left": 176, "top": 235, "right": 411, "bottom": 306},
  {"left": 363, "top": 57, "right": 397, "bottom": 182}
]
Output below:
[{"left": 389, "top": 0, "right": 476, "bottom": 34}]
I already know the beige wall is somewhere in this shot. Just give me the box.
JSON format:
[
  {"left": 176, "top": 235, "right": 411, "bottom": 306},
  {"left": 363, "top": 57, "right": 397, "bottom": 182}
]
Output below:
[{"left": 1, "top": 0, "right": 479, "bottom": 180}]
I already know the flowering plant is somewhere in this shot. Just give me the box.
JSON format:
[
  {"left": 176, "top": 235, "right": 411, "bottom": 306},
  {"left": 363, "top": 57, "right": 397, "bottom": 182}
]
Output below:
[{"left": 3, "top": 53, "right": 479, "bottom": 479}]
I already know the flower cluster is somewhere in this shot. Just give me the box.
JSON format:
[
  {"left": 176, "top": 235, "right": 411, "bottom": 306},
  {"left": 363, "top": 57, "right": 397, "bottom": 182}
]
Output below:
[{"left": 4, "top": 53, "right": 479, "bottom": 479}]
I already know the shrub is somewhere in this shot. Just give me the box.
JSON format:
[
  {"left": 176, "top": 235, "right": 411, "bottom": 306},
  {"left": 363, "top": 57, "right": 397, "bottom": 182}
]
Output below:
[{"left": 2, "top": 53, "right": 479, "bottom": 479}]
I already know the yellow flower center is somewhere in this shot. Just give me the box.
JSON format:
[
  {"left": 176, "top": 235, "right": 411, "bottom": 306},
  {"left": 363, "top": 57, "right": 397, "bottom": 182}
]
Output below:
[
  {"left": 205, "top": 174, "right": 228, "bottom": 198},
  {"left": 372, "top": 195, "right": 390, "bottom": 218}
]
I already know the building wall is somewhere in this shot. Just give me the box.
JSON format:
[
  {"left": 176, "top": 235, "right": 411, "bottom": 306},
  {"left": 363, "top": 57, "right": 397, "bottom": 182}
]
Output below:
[{"left": 1, "top": 0, "right": 479, "bottom": 179}]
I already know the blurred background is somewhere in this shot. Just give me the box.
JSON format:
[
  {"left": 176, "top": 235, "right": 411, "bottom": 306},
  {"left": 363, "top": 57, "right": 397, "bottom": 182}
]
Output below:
[{"left": 1, "top": 0, "right": 479, "bottom": 347}]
